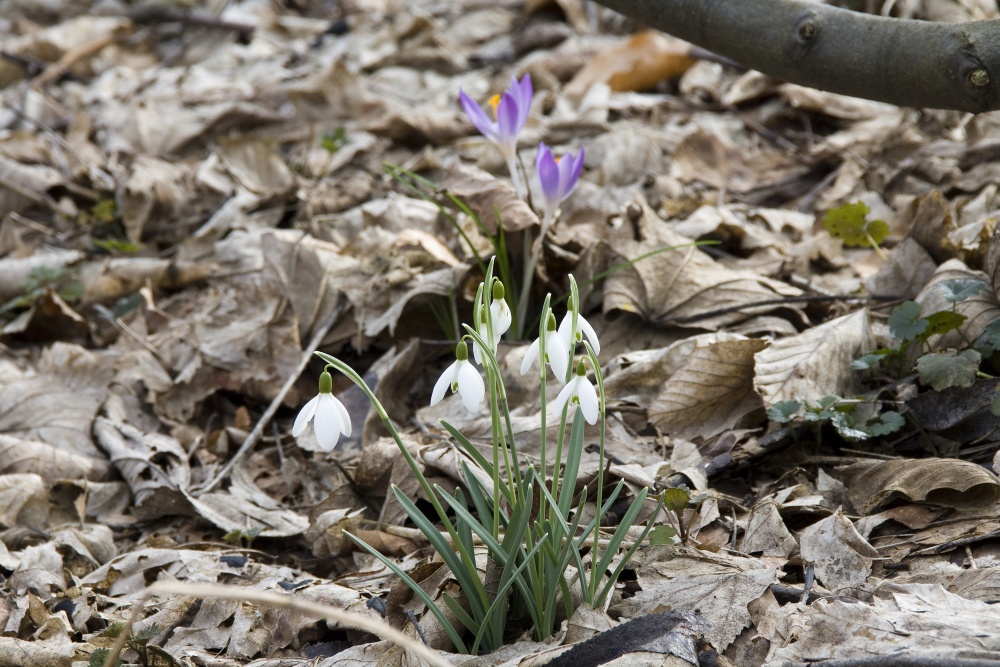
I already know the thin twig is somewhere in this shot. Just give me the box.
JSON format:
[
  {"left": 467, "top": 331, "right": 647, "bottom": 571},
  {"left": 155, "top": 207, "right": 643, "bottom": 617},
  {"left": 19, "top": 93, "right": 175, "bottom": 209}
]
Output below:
[
  {"left": 198, "top": 297, "right": 345, "bottom": 495},
  {"left": 146, "top": 582, "right": 450, "bottom": 667}
]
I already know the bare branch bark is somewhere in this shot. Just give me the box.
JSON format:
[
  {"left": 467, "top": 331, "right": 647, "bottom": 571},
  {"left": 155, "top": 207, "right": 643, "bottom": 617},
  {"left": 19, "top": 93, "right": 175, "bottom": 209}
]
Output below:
[{"left": 593, "top": 0, "right": 1000, "bottom": 112}]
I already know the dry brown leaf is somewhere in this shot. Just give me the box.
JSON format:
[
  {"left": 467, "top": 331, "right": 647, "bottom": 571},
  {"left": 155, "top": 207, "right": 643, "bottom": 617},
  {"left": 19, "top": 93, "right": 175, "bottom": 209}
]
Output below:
[
  {"left": 0, "top": 155, "right": 64, "bottom": 219},
  {"left": 762, "top": 584, "right": 1000, "bottom": 663},
  {"left": 839, "top": 458, "right": 1000, "bottom": 515},
  {"left": 1, "top": 288, "right": 88, "bottom": 342},
  {"left": 740, "top": 500, "right": 797, "bottom": 558},
  {"left": 799, "top": 509, "right": 878, "bottom": 593},
  {"left": 439, "top": 162, "right": 539, "bottom": 233},
  {"left": 0, "top": 249, "right": 83, "bottom": 303},
  {"left": 603, "top": 207, "right": 802, "bottom": 329},
  {"left": 644, "top": 335, "right": 767, "bottom": 440},
  {"left": 753, "top": 309, "right": 874, "bottom": 407},
  {"left": 118, "top": 155, "right": 195, "bottom": 243},
  {"left": 615, "top": 546, "right": 778, "bottom": 650},
  {"left": 0, "top": 473, "right": 49, "bottom": 529},
  {"left": 565, "top": 31, "right": 695, "bottom": 101}
]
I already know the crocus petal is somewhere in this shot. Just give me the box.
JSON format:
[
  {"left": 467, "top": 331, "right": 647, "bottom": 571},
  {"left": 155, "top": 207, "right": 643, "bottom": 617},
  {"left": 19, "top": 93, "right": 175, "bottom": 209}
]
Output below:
[
  {"left": 514, "top": 74, "right": 533, "bottom": 128},
  {"left": 545, "top": 334, "right": 569, "bottom": 380},
  {"left": 536, "top": 144, "right": 560, "bottom": 213},
  {"left": 456, "top": 360, "right": 485, "bottom": 411},
  {"left": 495, "top": 92, "right": 520, "bottom": 156},
  {"left": 459, "top": 90, "right": 498, "bottom": 141},
  {"left": 431, "top": 360, "right": 459, "bottom": 406},
  {"left": 577, "top": 314, "right": 601, "bottom": 355},
  {"left": 559, "top": 147, "right": 585, "bottom": 199},
  {"left": 313, "top": 394, "right": 344, "bottom": 451},
  {"left": 292, "top": 395, "right": 319, "bottom": 437},
  {"left": 577, "top": 377, "right": 600, "bottom": 424},
  {"left": 551, "top": 379, "right": 576, "bottom": 416},
  {"left": 520, "top": 339, "right": 540, "bottom": 375}
]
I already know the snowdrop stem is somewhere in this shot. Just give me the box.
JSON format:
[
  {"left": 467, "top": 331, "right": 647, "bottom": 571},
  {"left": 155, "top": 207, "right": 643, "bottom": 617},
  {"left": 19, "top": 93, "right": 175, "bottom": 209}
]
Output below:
[
  {"left": 581, "top": 340, "right": 608, "bottom": 604},
  {"left": 536, "top": 297, "right": 553, "bottom": 487},
  {"left": 314, "top": 351, "right": 485, "bottom": 602}
]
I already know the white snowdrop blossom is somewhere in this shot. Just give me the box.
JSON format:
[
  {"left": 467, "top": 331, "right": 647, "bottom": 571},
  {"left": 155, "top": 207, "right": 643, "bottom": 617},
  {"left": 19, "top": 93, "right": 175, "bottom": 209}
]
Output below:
[
  {"left": 292, "top": 370, "right": 352, "bottom": 451},
  {"left": 520, "top": 313, "right": 569, "bottom": 379},
  {"left": 557, "top": 298, "right": 601, "bottom": 356},
  {"left": 490, "top": 280, "right": 512, "bottom": 339},
  {"left": 551, "top": 361, "right": 600, "bottom": 425},
  {"left": 432, "top": 340, "right": 485, "bottom": 412}
]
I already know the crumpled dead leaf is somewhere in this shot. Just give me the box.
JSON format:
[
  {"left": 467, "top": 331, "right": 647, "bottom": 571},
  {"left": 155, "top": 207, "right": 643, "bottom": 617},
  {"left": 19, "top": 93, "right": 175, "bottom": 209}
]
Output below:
[
  {"left": 799, "top": 509, "right": 878, "bottom": 593},
  {"left": 754, "top": 309, "right": 874, "bottom": 407},
  {"left": 839, "top": 457, "right": 1000, "bottom": 515}
]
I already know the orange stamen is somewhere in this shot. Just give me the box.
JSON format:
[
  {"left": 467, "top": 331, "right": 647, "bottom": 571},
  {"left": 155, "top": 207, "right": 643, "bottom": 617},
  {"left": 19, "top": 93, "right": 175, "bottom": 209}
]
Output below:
[{"left": 488, "top": 94, "right": 501, "bottom": 119}]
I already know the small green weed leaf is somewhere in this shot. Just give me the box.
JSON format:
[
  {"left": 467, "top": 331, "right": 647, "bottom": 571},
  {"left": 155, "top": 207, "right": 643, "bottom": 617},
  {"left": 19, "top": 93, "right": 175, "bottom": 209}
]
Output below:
[
  {"left": 830, "top": 412, "right": 870, "bottom": 441},
  {"left": 868, "top": 411, "right": 905, "bottom": 436},
  {"left": 767, "top": 400, "right": 802, "bottom": 423},
  {"left": 923, "top": 311, "right": 966, "bottom": 338},
  {"left": 917, "top": 349, "right": 981, "bottom": 390},
  {"left": 888, "top": 301, "right": 928, "bottom": 340},
  {"left": 648, "top": 524, "right": 677, "bottom": 546},
  {"left": 853, "top": 350, "right": 891, "bottom": 370},
  {"left": 322, "top": 127, "right": 348, "bottom": 154},
  {"left": 984, "top": 319, "right": 1000, "bottom": 348},
  {"left": 663, "top": 487, "right": 690, "bottom": 513},
  {"left": 89, "top": 649, "right": 116, "bottom": 667},
  {"left": 938, "top": 279, "right": 987, "bottom": 303},
  {"left": 823, "top": 201, "right": 889, "bottom": 247},
  {"left": 94, "top": 238, "right": 140, "bottom": 254},
  {"left": 823, "top": 201, "right": 869, "bottom": 245}
]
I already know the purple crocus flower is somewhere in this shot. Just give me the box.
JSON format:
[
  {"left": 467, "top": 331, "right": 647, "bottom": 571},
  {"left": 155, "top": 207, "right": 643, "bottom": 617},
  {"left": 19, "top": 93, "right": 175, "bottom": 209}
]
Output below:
[
  {"left": 535, "top": 142, "right": 585, "bottom": 221},
  {"left": 459, "top": 74, "right": 533, "bottom": 196}
]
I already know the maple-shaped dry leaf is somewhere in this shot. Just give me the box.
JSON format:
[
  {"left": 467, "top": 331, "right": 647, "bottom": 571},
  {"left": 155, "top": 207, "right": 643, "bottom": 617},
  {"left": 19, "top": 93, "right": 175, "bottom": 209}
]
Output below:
[
  {"left": 839, "top": 458, "right": 1000, "bottom": 515},
  {"left": 564, "top": 31, "right": 696, "bottom": 100},
  {"left": 799, "top": 509, "right": 878, "bottom": 593},
  {"left": 753, "top": 309, "right": 874, "bottom": 407}
]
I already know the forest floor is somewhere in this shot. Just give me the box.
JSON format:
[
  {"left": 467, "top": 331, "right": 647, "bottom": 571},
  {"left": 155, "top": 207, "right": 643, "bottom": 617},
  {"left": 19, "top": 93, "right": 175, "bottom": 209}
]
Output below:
[{"left": 5, "top": 0, "right": 1000, "bottom": 665}]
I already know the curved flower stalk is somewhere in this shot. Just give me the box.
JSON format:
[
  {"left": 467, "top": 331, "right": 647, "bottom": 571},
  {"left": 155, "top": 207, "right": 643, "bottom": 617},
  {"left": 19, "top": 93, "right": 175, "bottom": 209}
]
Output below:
[
  {"left": 431, "top": 340, "right": 485, "bottom": 412},
  {"left": 459, "top": 74, "right": 533, "bottom": 198},
  {"left": 292, "top": 369, "right": 352, "bottom": 451}
]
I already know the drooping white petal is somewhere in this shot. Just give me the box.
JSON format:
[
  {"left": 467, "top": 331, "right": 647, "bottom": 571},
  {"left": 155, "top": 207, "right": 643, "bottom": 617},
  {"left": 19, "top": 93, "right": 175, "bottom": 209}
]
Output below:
[
  {"left": 292, "top": 395, "right": 319, "bottom": 437},
  {"left": 491, "top": 299, "right": 512, "bottom": 337},
  {"left": 520, "top": 339, "right": 540, "bottom": 375},
  {"left": 550, "top": 378, "right": 577, "bottom": 416},
  {"left": 332, "top": 394, "right": 352, "bottom": 437},
  {"left": 577, "top": 314, "right": 601, "bottom": 355},
  {"left": 313, "top": 394, "right": 345, "bottom": 451},
  {"left": 576, "top": 376, "right": 600, "bottom": 424},
  {"left": 545, "top": 334, "right": 569, "bottom": 380},
  {"left": 431, "top": 359, "right": 459, "bottom": 406},
  {"left": 557, "top": 313, "right": 574, "bottom": 349},
  {"left": 456, "top": 360, "right": 485, "bottom": 411}
]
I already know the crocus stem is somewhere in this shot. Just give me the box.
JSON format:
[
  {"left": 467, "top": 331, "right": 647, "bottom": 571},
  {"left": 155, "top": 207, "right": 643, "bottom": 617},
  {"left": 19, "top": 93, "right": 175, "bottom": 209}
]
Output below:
[{"left": 506, "top": 154, "right": 527, "bottom": 200}]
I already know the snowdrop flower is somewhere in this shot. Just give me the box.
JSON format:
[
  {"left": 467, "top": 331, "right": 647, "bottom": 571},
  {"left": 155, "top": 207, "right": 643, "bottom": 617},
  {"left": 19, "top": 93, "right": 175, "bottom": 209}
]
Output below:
[
  {"left": 293, "top": 370, "right": 352, "bottom": 452},
  {"left": 558, "top": 297, "right": 601, "bottom": 356},
  {"left": 431, "top": 340, "right": 485, "bottom": 412},
  {"left": 474, "top": 280, "right": 512, "bottom": 364},
  {"left": 520, "top": 312, "right": 569, "bottom": 380},
  {"left": 551, "top": 360, "right": 600, "bottom": 425},
  {"left": 490, "top": 279, "right": 513, "bottom": 339},
  {"left": 459, "top": 74, "right": 533, "bottom": 196},
  {"left": 535, "top": 142, "right": 584, "bottom": 222}
]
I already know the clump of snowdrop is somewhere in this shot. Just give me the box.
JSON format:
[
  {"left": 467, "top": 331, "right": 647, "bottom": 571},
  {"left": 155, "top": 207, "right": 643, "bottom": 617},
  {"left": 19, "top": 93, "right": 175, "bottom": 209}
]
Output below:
[{"left": 295, "top": 265, "right": 662, "bottom": 654}]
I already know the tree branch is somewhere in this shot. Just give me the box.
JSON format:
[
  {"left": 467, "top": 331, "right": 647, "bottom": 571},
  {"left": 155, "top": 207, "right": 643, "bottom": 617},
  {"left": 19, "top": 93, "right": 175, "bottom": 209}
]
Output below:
[{"left": 594, "top": 0, "right": 1000, "bottom": 112}]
